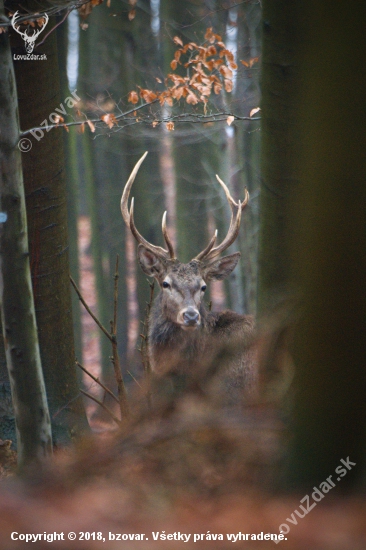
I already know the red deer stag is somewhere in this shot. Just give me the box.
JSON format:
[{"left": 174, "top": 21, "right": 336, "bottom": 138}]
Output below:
[{"left": 121, "top": 152, "right": 256, "bottom": 404}]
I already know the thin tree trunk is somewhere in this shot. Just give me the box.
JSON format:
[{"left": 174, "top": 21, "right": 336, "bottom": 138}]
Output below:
[{"left": 0, "top": 1, "right": 52, "bottom": 468}]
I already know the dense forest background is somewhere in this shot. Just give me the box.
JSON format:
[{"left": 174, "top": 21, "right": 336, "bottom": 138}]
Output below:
[
  {"left": 0, "top": 0, "right": 365, "bottom": 547},
  {"left": 1, "top": 0, "right": 263, "bottom": 445}
]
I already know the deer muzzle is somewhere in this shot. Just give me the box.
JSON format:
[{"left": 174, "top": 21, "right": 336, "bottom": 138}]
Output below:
[{"left": 178, "top": 307, "right": 201, "bottom": 330}]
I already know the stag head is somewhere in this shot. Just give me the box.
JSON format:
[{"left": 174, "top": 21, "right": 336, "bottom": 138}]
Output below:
[{"left": 121, "top": 152, "right": 249, "bottom": 330}]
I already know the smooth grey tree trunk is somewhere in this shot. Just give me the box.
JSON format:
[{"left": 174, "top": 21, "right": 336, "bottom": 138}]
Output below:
[{"left": 0, "top": 0, "right": 52, "bottom": 469}]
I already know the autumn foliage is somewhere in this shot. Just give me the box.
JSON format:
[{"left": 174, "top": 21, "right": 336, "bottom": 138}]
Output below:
[{"left": 128, "top": 28, "right": 238, "bottom": 110}]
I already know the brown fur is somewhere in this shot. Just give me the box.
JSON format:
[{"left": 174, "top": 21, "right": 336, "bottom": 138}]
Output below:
[
  {"left": 121, "top": 153, "right": 256, "bottom": 405},
  {"left": 141, "top": 256, "right": 257, "bottom": 406}
]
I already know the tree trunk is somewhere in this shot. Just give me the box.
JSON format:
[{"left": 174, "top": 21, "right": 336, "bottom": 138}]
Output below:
[
  {"left": 257, "top": 0, "right": 301, "bottom": 314},
  {"left": 0, "top": 0, "right": 52, "bottom": 468},
  {"left": 10, "top": 7, "right": 88, "bottom": 444},
  {"left": 57, "top": 19, "right": 83, "bottom": 367},
  {"left": 287, "top": 0, "right": 366, "bottom": 489}
]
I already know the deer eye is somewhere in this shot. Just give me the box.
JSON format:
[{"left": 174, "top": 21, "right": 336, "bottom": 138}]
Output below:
[
  {"left": 201, "top": 285, "right": 207, "bottom": 292},
  {"left": 162, "top": 281, "right": 170, "bottom": 289}
]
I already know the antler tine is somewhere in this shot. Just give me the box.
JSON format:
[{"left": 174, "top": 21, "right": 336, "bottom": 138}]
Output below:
[
  {"left": 195, "top": 230, "right": 218, "bottom": 261},
  {"left": 129, "top": 199, "right": 169, "bottom": 257},
  {"left": 121, "top": 152, "right": 169, "bottom": 260},
  {"left": 195, "top": 174, "right": 249, "bottom": 263},
  {"left": 121, "top": 151, "right": 148, "bottom": 228},
  {"left": 216, "top": 174, "right": 249, "bottom": 211},
  {"left": 207, "top": 200, "right": 242, "bottom": 261},
  {"left": 162, "top": 211, "right": 176, "bottom": 259}
]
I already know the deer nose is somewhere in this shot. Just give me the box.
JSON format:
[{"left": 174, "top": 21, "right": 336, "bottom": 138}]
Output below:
[{"left": 183, "top": 308, "right": 200, "bottom": 326}]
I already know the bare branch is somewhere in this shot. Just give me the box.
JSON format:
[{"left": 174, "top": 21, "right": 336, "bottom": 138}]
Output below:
[
  {"left": 70, "top": 275, "right": 113, "bottom": 343},
  {"left": 79, "top": 389, "right": 121, "bottom": 426},
  {"left": 20, "top": 105, "right": 260, "bottom": 138},
  {"left": 76, "top": 360, "right": 119, "bottom": 404},
  {"left": 110, "top": 257, "right": 130, "bottom": 419}
]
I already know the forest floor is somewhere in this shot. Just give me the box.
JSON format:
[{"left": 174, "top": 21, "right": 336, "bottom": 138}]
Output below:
[{"left": 0, "top": 219, "right": 364, "bottom": 549}]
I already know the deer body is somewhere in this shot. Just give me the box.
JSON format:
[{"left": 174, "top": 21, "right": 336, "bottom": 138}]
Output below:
[
  {"left": 121, "top": 152, "right": 256, "bottom": 404},
  {"left": 150, "top": 299, "right": 256, "bottom": 402}
]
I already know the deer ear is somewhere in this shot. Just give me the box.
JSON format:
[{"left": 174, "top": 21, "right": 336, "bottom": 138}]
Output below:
[
  {"left": 137, "top": 245, "right": 166, "bottom": 278},
  {"left": 202, "top": 252, "right": 240, "bottom": 281}
]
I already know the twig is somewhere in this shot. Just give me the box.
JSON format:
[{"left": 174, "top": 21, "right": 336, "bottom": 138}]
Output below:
[
  {"left": 20, "top": 100, "right": 159, "bottom": 137},
  {"left": 113, "top": 254, "right": 119, "bottom": 333},
  {"left": 20, "top": 105, "right": 260, "bottom": 138},
  {"left": 139, "top": 280, "right": 154, "bottom": 408},
  {"left": 80, "top": 389, "right": 121, "bottom": 426},
  {"left": 76, "top": 360, "right": 119, "bottom": 404},
  {"left": 70, "top": 275, "right": 113, "bottom": 342},
  {"left": 127, "top": 370, "right": 142, "bottom": 389},
  {"left": 1, "top": 1, "right": 89, "bottom": 27},
  {"left": 110, "top": 256, "right": 130, "bottom": 418},
  {"left": 36, "top": 9, "right": 71, "bottom": 49}
]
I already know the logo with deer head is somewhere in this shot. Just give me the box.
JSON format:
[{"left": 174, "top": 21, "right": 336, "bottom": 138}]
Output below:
[{"left": 11, "top": 11, "right": 49, "bottom": 54}]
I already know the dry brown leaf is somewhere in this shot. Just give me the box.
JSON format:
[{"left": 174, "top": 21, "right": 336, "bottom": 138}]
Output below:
[
  {"left": 78, "top": 0, "right": 102, "bottom": 19},
  {"left": 87, "top": 120, "right": 96, "bottom": 132},
  {"left": 128, "top": 90, "right": 139, "bottom": 104},
  {"left": 213, "top": 81, "right": 222, "bottom": 94},
  {"left": 214, "top": 59, "right": 224, "bottom": 68},
  {"left": 207, "top": 45, "right": 217, "bottom": 57},
  {"left": 249, "top": 107, "right": 261, "bottom": 117},
  {"left": 128, "top": 9, "right": 136, "bottom": 21},
  {"left": 219, "top": 65, "right": 233, "bottom": 79},
  {"left": 139, "top": 88, "right": 158, "bottom": 103},
  {"left": 164, "top": 96, "right": 173, "bottom": 106},
  {"left": 173, "top": 36, "right": 183, "bottom": 46},
  {"left": 226, "top": 116, "right": 235, "bottom": 126},
  {"left": 77, "top": 122, "right": 85, "bottom": 134},
  {"left": 224, "top": 79, "right": 233, "bottom": 92},
  {"left": 171, "top": 87, "right": 184, "bottom": 101},
  {"left": 170, "top": 60, "right": 178, "bottom": 70},
  {"left": 166, "top": 121, "right": 175, "bottom": 131},
  {"left": 249, "top": 56, "right": 259, "bottom": 68},
  {"left": 100, "top": 113, "right": 117, "bottom": 129},
  {"left": 186, "top": 92, "right": 199, "bottom": 105},
  {"left": 152, "top": 121, "right": 159, "bottom": 128},
  {"left": 204, "top": 27, "right": 215, "bottom": 44},
  {"left": 54, "top": 115, "right": 64, "bottom": 127}
]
